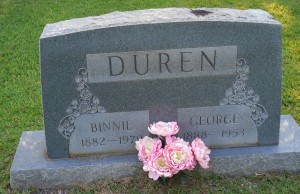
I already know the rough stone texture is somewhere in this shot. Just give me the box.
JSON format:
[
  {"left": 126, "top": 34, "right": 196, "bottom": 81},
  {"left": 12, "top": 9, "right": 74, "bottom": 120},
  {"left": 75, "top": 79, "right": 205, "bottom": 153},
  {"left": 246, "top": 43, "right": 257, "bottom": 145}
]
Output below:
[
  {"left": 40, "top": 8, "right": 282, "bottom": 158},
  {"left": 10, "top": 115, "right": 299, "bottom": 189},
  {"left": 41, "top": 8, "right": 280, "bottom": 38}
]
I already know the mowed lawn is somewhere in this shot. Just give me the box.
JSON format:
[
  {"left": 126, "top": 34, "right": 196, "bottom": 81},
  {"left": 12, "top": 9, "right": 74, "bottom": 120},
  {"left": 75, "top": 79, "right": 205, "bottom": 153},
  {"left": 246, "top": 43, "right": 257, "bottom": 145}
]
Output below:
[{"left": 1, "top": 0, "right": 300, "bottom": 193}]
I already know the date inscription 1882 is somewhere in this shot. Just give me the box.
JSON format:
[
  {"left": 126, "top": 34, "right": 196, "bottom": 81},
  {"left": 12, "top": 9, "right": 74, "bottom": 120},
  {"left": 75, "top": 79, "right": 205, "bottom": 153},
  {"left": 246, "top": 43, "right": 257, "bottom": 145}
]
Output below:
[{"left": 69, "top": 111, "right": 149, "bottom": 157}]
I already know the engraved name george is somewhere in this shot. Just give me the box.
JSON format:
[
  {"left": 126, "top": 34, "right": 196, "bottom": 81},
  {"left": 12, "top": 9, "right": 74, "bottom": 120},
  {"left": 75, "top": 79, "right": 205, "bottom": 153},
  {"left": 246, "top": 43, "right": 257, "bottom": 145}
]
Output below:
[
  {"left": 190, "top": 114, "right": 239, "bottom": 126},
  {"left": 177, "top": 105, "right": 258, "bottom": 147},
  {"left": 87, "top": 46, "right": 237, "bottom": 83},
  {"left": 183, "top": 113, "right": 242, "bottom": 140}
]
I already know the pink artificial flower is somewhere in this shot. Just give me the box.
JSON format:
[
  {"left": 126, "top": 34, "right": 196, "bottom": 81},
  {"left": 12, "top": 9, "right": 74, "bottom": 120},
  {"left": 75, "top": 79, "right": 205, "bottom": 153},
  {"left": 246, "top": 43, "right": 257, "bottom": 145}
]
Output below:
[
  {"left": 135, "top": 136, "right": 162, "bottom": 162},
  {"left": 191, "top": 138, "right": 211, "bottom": 169},
  {"left": 148, "top": 121, "right": 179, "bottom": 137},
  {"left": 163, "top": 137, "right": 196, "bottom": 171},
  {"left": 143, "top": 149, "right": 178, "bottom": 180}
]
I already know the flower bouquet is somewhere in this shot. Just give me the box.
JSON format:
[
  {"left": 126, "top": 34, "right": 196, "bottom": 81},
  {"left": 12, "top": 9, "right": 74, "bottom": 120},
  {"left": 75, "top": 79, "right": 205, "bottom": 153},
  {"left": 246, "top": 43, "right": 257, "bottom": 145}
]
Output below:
[{"left": 135, "top": 121, "right": 211, "bottom": 183}]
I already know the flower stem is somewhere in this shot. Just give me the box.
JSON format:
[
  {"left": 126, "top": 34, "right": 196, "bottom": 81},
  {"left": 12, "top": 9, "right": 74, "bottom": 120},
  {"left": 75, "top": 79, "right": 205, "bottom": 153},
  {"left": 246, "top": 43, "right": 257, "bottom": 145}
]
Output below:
[
  {"left": 158, "top": 177, "right": 168, "bottom": 185},
  {"left": 179, "top": 171, "right": 187, "bottom": 185}
]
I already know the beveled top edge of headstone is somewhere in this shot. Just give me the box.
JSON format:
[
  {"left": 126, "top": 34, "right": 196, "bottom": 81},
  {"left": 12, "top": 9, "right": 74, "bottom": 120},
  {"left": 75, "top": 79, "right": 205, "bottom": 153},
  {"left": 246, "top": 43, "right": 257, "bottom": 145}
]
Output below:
[{"left": 40, "top": 8, "right": 281, "bottom": 39}]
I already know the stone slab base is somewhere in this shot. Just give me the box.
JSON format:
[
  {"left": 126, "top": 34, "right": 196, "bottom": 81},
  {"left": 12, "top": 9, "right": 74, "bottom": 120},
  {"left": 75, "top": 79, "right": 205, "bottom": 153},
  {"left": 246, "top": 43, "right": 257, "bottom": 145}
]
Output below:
[{"left": 10, "top": 115, "right": 300, "bottom": 189}]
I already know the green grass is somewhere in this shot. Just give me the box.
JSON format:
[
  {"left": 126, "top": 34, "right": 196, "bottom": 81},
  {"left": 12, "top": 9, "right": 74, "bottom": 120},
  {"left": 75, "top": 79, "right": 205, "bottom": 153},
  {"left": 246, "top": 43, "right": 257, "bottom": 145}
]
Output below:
[{"left": 0, "top": 0, "right": 299, "bottom": 193}]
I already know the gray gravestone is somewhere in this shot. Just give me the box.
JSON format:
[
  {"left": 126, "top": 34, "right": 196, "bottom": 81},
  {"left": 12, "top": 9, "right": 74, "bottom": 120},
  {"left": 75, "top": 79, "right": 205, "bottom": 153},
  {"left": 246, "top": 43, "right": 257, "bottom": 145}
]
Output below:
[
  {"left": 40, "top": 8, "right": 282, "bottom": 159},
  {"left": 11, "top": 8, "right": 300, "bottom": 190}
]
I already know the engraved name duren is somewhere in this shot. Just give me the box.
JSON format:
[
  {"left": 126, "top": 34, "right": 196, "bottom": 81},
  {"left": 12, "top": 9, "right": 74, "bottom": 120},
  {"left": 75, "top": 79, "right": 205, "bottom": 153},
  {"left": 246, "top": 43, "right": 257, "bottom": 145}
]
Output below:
[{"left": 87, "top": 46, "right": 237, "bottom": 83}]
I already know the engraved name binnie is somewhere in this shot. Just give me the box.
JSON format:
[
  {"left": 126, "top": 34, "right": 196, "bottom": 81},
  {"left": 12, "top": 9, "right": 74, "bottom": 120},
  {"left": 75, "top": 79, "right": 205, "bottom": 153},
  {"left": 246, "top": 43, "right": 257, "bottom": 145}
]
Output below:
[{"left": 90, "top": 120, "right": 133, "bottom": 132}]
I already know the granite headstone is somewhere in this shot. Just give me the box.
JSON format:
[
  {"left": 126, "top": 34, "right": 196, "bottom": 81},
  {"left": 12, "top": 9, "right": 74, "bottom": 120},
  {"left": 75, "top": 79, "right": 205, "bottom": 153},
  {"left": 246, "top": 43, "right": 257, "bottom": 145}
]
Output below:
[
  {"left": 11, "top": 8, "right": 300, "bottom": 190},
  {"left": 40, "top": 8, "right": 282, "bottom": 159}
]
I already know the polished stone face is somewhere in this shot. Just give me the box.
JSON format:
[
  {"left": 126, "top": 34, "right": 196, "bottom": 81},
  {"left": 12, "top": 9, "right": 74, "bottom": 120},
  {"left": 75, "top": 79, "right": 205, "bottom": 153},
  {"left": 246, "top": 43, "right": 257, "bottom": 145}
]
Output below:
[
  {"left": 86, "top": 46, "right": 237, "bottom": 83},
  {"left": 40, "top": 8, "right": 282, "bottom": 158},
  {"left": 69, "top": 111, "right": 149, "bottom": 157}
]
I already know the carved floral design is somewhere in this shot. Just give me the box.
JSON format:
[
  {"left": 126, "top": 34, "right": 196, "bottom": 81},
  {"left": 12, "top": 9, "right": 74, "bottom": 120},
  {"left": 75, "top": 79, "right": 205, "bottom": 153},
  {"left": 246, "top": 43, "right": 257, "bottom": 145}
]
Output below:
[
  {"left": 58, "top": 68, "right": 106, "bottom": 139},
  {"left": 220, "top": 58, "right": 268, "bottom": 126}
]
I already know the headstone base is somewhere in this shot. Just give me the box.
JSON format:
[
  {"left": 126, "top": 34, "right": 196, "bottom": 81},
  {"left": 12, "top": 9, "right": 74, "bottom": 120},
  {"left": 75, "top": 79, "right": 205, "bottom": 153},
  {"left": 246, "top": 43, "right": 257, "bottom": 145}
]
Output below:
[{"left": 10, "top": 115, "right": 300, "bottom": 189}]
